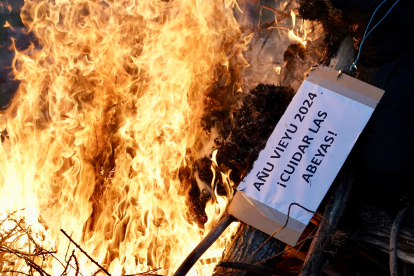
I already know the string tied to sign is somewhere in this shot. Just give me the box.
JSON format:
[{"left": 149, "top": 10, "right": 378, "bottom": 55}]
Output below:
[{"left": 349, "top": 0, "right": 400, "bottom": 73}]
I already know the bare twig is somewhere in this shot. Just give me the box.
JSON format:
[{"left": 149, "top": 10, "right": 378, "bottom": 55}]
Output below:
[
  {"left": 64, "top": 233, "right": 73, "bottom": 262},
  {"left": 26, "top": 256, "right": 51, "bottom": 276},
  {"left": 0, "top": 222, "right": 20, "bottom": 244},
  {"left": 257, "top": 29, "right": 275, "bottom": 59},
  {"left": 0, "top": 271, "right": 31, "bottom": 276},
  {"left": 1, "top": 246, "right": 53, "bottom": 274},
  {"left": 248, "top": 2, "right": 292, "bottom": 51},
  {"left": 259, "top": 0, "right": 293, "bottom": 31},
  {"left": 62, "top": 250, "right": 75, "bottom": 276},
  {"left": 60, "top": 229, "right": 111, "bottom": 276},
  {"left": 263, "top": 5, "right": 282, "bottom": 15},
  {"left": 73, "top": 253, "right": 80, "bottom": 276},
  {"left": 50, "top": 252, "right": 84, "bottom": 276},
  {"left": 256, "top": 1, "right": 293, "bottom": 59}
]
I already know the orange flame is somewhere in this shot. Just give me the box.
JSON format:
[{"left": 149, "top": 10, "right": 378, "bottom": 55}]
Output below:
[{"left": 0, "top": 0, "right": 247, "bottom": 275}]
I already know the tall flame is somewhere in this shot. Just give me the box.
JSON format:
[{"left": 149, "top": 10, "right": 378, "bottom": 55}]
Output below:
[{"left": 0, "top": 0, "right": 247, "bottom": 275}]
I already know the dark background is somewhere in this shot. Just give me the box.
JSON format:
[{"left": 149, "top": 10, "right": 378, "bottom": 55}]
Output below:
[{"left": 0, "top": 0, "right": 31, "bottom": 109}]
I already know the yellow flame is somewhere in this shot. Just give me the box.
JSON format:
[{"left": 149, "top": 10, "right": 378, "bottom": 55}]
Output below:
[
  {"left": 205, "top": 150, "right": 233, "bottom": 234},
  {"left": 211, "top": 149, "right": 219, "bottom": 167},
  {"left": 291, "top": 10, "right": 296, "bottom": 30},
  {"left": 0, "top": 0, "right": 246, "bottom": 275},
  {"left": 274, "top": 66, "right": 281, "bottom": 75},
  {"left": 288, "top": 10, "right": 307, "bottom": 47}
]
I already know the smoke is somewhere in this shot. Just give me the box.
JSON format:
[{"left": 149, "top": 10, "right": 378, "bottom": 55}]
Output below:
[{"left": 234, "top": 0, "right": 325, "bottom": 93}]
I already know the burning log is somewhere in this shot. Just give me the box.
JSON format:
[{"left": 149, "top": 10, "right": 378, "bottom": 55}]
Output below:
[{"left": 213, "top": 224, "right": 286, "bottom": 276}]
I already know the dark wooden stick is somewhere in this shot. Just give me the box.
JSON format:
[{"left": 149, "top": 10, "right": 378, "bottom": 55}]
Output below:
[
  {"left": 263, "top": 6, "right": 284, "bottom": 15},
  {"left": 0, "top": 271, "right": 31, "bottom": 276},
  {"left": 60, "top": 229, "right": 111, "bottom": 276},
  {"left": 257, "top": 29, "right": 275, "bottom": 59},
  {"left": 254, "top": 226, "right": 318, "bottom": 265},
  {"left": 256, "top": 0, "right": 293, "bottom": 59},
  {"left": 62, "top": 250, "right": 75, "bottom": 276},
  {"left": 1, "top": 247, "right": 51, "bottom": 276},
  {"left": 356, "top": 234, "right": 414, "bottom": 264},
  {"left": 73, "top": 253, "right": 80, "bottom": 276},
  {"left": 50, "top": 251, "right": 85, "bottom": 276},
  {"left": 248, "top": 4, "right": 291, "bottom": 51},
  {"left": 64, "top": 232, "right": 73, "bottom": 262}
]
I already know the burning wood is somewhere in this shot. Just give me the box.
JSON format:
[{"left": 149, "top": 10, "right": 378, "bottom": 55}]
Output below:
[
  {"left": 0, "top": 210, "right": 56, "bottom": 276},
  {"left": 0, "top": 210, "right": 164, "bottom": 276}
]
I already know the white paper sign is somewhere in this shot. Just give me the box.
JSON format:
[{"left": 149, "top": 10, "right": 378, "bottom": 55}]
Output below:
[{"left": 237, "top": 79, "right": 375, "bottom": 226}]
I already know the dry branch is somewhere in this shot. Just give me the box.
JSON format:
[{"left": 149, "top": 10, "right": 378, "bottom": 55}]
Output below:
[
  {"left": 254, "top": 0, "right": 293, "bottom": 59},
  {"left": 0, "top": 211, "right": 163, "bottom": 276},
  {"left": 0, "top": 211, "right": 54, "bottom": 276},
  {"left": 60, "top": 229, "right": 111, "bottom": 276}
]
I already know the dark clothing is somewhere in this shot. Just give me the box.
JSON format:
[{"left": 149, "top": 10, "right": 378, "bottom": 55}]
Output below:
[{"left": 331, "top": 0, "right": 414, "bottom": 212}]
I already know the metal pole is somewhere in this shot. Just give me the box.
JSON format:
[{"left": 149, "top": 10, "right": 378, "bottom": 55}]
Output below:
[{"left": 173, "top": 214, "right": 236, "bottom": 276}]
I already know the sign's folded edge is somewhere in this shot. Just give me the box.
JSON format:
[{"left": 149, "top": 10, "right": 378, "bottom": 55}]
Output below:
[
  {"left": 308, "top": 66, "right": 385, "bottom": 107},
  {"left": 227, "top": 191, "right": 307, "bottom": 245}
]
